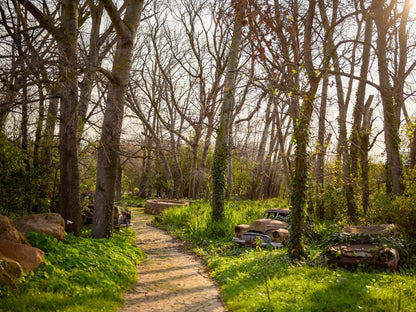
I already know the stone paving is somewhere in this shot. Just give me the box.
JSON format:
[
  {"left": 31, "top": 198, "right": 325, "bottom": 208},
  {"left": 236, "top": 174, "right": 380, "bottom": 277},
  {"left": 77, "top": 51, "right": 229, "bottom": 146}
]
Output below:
[{"left": 120, "top": 208, "right": 226, "bottom": 312}]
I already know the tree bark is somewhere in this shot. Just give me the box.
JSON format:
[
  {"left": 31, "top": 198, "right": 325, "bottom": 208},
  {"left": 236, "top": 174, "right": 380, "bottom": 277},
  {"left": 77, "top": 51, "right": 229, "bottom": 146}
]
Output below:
[
  {"left": 373, "top": 0, "right": 403, "bottom": 195},
  {"left": 58, "top": 0, "right": 81, "bottom": 235},
  {"left": 351, "top": 2, "right": 373, "bottom": 183},
  {"left": 212, "top": 0, "right": 245, "bottom": 221},
  {"left": 16, "top": 0, "right": 82, "bottom": 235},
  {"left": 315, "top": 72, "right": 328, "bottom": 219},
  {"left": 78, "top": 1, "right": 104, "bottom": 134},
  {"left": 287, "top": 0, "right": 320, "bottom": 260},
  {"left": 93, "top": 0, "right": 144, "bottom": 238},
  {"left": 361, "top": 95, "right": 374, "bottom": 215},
  {"left": 247, "top": 103, "right": 272, "bottom": 199}
]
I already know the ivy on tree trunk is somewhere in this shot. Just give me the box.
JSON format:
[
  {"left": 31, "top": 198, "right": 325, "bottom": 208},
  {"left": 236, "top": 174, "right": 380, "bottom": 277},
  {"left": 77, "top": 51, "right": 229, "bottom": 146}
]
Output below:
[{"left": 211, "top": 1, "right": 245, "bottom": 222}]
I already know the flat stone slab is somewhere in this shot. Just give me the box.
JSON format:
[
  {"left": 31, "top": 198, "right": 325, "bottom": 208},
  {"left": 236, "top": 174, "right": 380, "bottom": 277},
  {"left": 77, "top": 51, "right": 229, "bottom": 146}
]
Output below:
[
  {"left": 341, "top": 224, "right": 395, "bottom": 235},
  {"left": 120, "top": 208, "right": 225, "bottom": 312}
]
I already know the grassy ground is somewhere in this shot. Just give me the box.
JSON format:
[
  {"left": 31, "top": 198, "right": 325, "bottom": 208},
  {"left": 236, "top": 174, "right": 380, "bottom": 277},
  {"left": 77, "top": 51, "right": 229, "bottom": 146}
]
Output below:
[
  {"left": 0, "top": 227, "right": 145, "bottom": 312},
  {"left": 157, "top": 199, "right": 416, "bottom": 312}
]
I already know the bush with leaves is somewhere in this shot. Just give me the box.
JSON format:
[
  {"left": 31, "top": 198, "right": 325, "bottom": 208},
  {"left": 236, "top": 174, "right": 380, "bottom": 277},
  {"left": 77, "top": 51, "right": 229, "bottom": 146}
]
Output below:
[
  {"left": 0, "top": 133, "right": 55, "bottom": 216},
  {"left": 393, "top": 168, "right": 416, "bottom": 239},
  {"left": 0, "top": 133, "right": 29, "bottom": 216}
]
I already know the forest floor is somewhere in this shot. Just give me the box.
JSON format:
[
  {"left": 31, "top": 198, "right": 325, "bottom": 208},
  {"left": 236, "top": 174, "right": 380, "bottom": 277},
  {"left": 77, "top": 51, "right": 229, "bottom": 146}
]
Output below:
[{"left": 119, "top": 207, "right": 226, "bottom": 312}]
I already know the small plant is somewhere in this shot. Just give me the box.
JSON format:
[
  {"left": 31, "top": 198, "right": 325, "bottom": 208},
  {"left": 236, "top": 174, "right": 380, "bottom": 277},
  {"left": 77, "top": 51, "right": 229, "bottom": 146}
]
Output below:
[{"left": 0, "top": 228, "right": 145, "bottom": 312}]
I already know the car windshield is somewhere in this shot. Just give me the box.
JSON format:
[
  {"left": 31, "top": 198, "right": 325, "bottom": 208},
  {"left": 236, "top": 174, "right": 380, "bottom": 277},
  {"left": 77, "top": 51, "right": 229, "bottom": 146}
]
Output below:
[{"left": 262, "top": 210, "right": 290, "bottom": 222}]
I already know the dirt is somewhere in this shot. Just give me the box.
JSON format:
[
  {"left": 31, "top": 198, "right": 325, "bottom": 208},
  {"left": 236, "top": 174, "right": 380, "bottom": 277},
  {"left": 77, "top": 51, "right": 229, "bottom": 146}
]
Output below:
[{"left": 120, "top": 208, "right": 226, "bottom": 312}]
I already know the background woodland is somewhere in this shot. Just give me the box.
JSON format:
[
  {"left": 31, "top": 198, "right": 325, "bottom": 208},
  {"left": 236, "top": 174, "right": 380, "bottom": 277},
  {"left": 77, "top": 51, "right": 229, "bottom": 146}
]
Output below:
[{"left": 1, "top": 0, "right": 416, "bottom": 241}]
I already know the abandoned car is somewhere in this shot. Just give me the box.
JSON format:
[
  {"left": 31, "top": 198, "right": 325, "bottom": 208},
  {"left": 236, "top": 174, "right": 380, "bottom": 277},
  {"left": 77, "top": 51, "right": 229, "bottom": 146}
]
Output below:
[
  {"left": 325, "top": 224, "right": 400, "bottom": 269},
  {"left": 81, "top": 191, "right": 131, "bottom": 227},
  {"left": 82, "top": 204, "right": 131, "bottom": 227},
  {"left": 232, "top": 208, "right": 291, "bottom": 247}
]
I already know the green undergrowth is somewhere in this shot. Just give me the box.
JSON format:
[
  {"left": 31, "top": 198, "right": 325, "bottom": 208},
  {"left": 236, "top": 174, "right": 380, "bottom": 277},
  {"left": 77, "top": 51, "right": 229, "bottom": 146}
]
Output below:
[
  {"left": 157, "top": 199, "right": 416, "bottom": 312},
  {"left": 157, "top": 198, "right": 288, "bottom": 247},
  {"left": 0, "top": 227, "right": 145, "bottom": 312}
]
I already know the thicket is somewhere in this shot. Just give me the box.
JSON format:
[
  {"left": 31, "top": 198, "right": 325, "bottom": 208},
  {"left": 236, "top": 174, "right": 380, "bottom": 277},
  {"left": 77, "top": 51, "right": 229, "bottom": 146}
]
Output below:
[
  {"left": 0, "top": 133, "right": 55, "bottom": 217},
  {"left": 3, "top": 129, "right": 416, "bottom": 242}
]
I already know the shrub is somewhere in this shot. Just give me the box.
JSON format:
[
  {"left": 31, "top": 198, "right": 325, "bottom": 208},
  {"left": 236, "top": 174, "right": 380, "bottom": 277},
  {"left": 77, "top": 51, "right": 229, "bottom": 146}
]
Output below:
[{"left": 393, "top": 168, "right": 416, "bottom": 239}]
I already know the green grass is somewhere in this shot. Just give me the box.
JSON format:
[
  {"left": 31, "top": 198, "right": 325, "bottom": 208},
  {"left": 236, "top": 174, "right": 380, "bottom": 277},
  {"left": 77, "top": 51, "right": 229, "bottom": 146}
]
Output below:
[
  {"left": 158, "top": 199, "right": 416, "bottom": 312},
  {"left": 0, "top": 227, "right": 145, "bottom": 312},
  {"left": 208, "top": 248, "right": 416, "bottom": 312},
  {"left": 159, "top": 198, "right": 288, "bottom": 246}
]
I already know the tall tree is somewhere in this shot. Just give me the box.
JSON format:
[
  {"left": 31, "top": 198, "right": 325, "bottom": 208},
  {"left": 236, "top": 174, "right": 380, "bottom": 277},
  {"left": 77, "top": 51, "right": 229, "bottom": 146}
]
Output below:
[
  {"left": 372, "top": 0, "right": 405, "bottom": 195},
  {"left": 212, "top": 0, "right": 246, "bottom": 221},
  {"left": 287, "top": 0, "right": 322, "bottom": 259},
  {"left": 16, "top": 0, "right": 82, "bottom": 234},
  {"left": 319, "top": 0, "right": 358, "bottom": 222},
  {"left": 92, "top": 0, "right": 144, "bottom": 238}
]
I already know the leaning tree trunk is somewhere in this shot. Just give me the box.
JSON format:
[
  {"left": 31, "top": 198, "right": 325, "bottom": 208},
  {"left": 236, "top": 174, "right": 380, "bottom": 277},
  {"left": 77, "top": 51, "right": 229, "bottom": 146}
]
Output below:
[
  {"left": 78, "top": 1, "right": 106, "bottom": 135},
  {"left": 93, "top": 0, "right": 144, "bottom": 238}
]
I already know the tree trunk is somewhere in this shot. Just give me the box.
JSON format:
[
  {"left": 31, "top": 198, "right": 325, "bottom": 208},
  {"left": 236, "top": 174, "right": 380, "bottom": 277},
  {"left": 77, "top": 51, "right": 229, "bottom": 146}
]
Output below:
[
  {"left": 361, "top": 96, "right": 374, "bottom": 216},
  {"left": 226, "top": 131, "right": 233, "bottom": 200},
  {"left": 373, "top": 1, "right": 403, "bottom": 195},
  {"left": 58, "top": 0, "right": 81, "bottom": 235},
  {"left": 351, "top": 3, "right": 373, "bottom": 183},
  {"left": 33, "top": 87, "right": 45, "bottom": 168},
  {"left": 315, "top": 72, "right": 328, "bottom": 219},
  {"left": 212, "top": 0, "right": 245, "bottom": 221},
  {"left": 247, "top": 104, "right": 272, "bottom": 199},
  {"left": 93, "top": 0, "right": 144, "bottom": 238},
  {"left": 193, "top": 120, "right": 214, "bottom": 199},
  {"left": 287, "top": 0, "right": 320, "bottom": 260},
  {"left": 16, "top": 0, "right": 82, "bottom": 235},
  {"left": 42, "top": 92, "right": 59, "bottom": 167},
  {"left": 115, "top": 161, "right": 122, "bottom": 202}
]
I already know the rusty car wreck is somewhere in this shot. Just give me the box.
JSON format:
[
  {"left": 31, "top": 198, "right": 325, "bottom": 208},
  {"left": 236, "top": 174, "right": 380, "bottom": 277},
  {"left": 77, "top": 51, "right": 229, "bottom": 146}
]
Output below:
[
  {"left": 232, "top": 208, "right": 291, "bottom": 247},
  {"left": 325, "top": 224, "right": 400, "bottom": 269}
]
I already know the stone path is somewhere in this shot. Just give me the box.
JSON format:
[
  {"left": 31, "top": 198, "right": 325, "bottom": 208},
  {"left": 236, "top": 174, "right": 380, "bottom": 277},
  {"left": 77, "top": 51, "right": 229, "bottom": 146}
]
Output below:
[{"left": 120, "top": 208, "right": 226, "bottom": 312}]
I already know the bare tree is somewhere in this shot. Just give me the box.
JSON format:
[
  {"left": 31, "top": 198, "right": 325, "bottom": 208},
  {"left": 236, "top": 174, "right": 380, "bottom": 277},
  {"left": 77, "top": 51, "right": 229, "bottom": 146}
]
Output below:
[
  {"left": 93, "top": 0, "right": 144, "bottom": 238},
  {"left": 212, "top": 0, "right": 246, "bottom": 221},
  {"left": 287, "top": 0, "right": 322, "bottom": 258},
  {"left": 14, "top": 0, "right": 82, "bottom": 234},
  {"left": 372, "top": 0, "right": 411, "bottom": 196}
]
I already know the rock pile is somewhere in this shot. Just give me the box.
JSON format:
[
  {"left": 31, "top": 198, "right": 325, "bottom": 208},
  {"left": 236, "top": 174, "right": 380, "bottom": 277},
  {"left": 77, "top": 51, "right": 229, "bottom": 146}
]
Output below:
[{"left": 0, "top": 213, "right": 65, "bottom": 288}]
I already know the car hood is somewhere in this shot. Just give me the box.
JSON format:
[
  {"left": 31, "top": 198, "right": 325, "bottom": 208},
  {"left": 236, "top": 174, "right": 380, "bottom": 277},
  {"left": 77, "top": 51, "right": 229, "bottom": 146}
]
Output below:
[{"left": 248, "top": 219, "right": 289, "bottom": 233}]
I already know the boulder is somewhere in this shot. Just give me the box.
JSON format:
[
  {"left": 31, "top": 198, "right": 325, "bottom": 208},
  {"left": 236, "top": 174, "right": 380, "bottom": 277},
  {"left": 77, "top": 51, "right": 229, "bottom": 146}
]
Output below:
[
  {"left": 0, "top": 215, "right": 28, "bottom": 244},
  {"left": 0, "top": 238, "right": 44, "bottom": 271},
  {"left": 0, "top": 269, "right": 18, "bottom": 289},
  {"left": 144, "top": 199, "right": 189, "bottom": 215},
  {"left": 0, "top": 252, "right": 23, "bottom": 278},
  {"left": 342, "top": 224, "right": 395, "bottom": 235},
  {"left": 14, "top": 213, "right": 65, "bottom": 241},
  {"left": 0, "top": 251, "right": 23, "bottom": 289}
]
